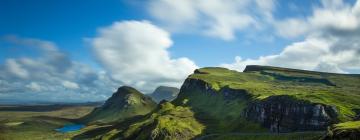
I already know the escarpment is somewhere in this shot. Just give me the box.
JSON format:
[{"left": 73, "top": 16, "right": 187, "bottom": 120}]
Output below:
[
  {"left": 245, "top": 95, "right": 338, "bottom": 132},
  {"left": 174, "top": 66, "right": 359, "bottom": 133},
  {"left": 175, "top": 78, "right": 340, "bottom": 132},
  {"left": 74, "top": 66, "right": 360, "bottom": 139}
]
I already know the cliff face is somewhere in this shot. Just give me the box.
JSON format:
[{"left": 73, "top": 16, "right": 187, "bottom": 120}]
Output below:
[
  {"left": 245, "top": 95, "right": 338, "bottom": 132},
  {"left": 177, "top": 78, "right": 251, "bottom": 101},
  {"left": 173, "top": 78, "right": 264, "bottom": 133},
  {"left": 176, "top": 78, "right": 339, "bottom": 132},
  {"left": 74, "top": 66, "right": 360, "bottom": 139}
]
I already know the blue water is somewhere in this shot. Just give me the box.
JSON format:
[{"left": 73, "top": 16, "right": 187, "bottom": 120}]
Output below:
[{"left": 55, "top": 124, "right": 84, "bottom": 133}]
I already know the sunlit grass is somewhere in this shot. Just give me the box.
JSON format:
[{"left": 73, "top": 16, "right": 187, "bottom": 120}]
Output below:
[{"left": 188, "top": 66, "right": 360, "bottom": 121}]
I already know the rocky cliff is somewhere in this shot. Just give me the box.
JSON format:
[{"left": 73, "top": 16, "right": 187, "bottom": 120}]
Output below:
[
  {"left": 174, "top": 66, "right": 359, "bottom": 133},
  {"left": 175, "top": 78, "right": 340, "bottom": 133},
  {"left": 74, "top": 66, "right": 360, "bottom": 139},
  {"left": 245, "top": 95, "right": 338, "bottom": 132}
]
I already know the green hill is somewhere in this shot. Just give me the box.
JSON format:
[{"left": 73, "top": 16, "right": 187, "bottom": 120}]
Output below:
[
  {"left": 149, "top": 86, "right": 180, "bottom": 103},
  {"left": 80, "top": 86, "right": 157, "bottom": 124},
  {"left": 73, "top": 101, "right": 204, "bottom": 140},
  {"left": 74, "top": 65, "right": 360, "bottom": 139}
]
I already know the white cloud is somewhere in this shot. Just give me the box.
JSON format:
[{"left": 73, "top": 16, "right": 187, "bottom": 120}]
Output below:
[
  {"left": 26, "top": 82, "right": 43, "bottom": 92},
  {"left": 91, "top": 20, "right": 197, "bottom": 92},
  {"left": 314, "top": 62, "right": 346, "bottom": 73},
  {"left": 221, "top": 38, "right": 333, "bottom": 71},
  {"left": 0, "top": 36, "right": 117, "bottom": 102},
  {"left": 148, "top": 0, "right": 276, "bottom": 40},
  {"left": 275, "top": 0, "right": 360, "bottom": 38},
  {"left": 5, "top": 59, "right": 29, "bottom": 79},
  {"left": 62, "top": 80, "right": 79, "bottom": 89},
  {"left": 274, "top": 18, "right": 310, "bottom": 38},
  {"left": 223, "top": 0, "right": 360, "bottom": 73}
]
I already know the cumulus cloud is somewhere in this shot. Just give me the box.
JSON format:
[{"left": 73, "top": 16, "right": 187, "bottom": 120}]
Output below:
[
  {"left": 5, "top": 59, "right": 30, "bottom": 79},
  {"left": 91, "top": 20, "right": 197, "bottom": 92},
  {"left": 0, "top": 36, "right": 118, "bottom": 102},
  {"left": 26, "top": 82, "right": 43, "bottom": 92},
  {"left": 148, "top": 0, "right": 276, "bottom": 40},
  {"left": 274, "top": 18, "right": 310, "bottom": 38},
  {"left": 275, "top": 0, "right": 360, "bottom": 38},
  {"left": 62, "top": 81, "right": 80, "bottom": 89},
  {"left": 223, "top": 0, "right": 360, "bottom": 73}
]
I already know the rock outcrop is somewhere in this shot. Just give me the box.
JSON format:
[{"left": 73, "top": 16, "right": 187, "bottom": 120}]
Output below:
[
  {"left": 245, "top": 95, "right": 338, "bottom": 132},
  {"left": 178, "top": 78, "right": 340, "bottom": 132},
  {"left": 176, "top": 78, "right": 251, "bottom": 101}
]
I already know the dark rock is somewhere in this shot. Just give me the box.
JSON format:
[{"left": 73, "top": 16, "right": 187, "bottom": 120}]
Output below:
[
  {"left": 176, "top": 78, "right": 340, "bottom": 133},
  {"left": 353, "top": 109, "right": 360, "bottom": 121},
  {"left": 245, "top": 95, "right": 339, "bottom": 132},
  {"left": 177, "top": 78, "right": 218, "bottom": 99}
]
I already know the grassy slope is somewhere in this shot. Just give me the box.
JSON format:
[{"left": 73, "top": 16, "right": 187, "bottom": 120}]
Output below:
[
  {"left": 73, "top": 66, "right": 359, "bottom": 139},
  {"left": 334, "top": 121, "right": 360, "bottom": 130},
  {"left": 173, "top": 87, "right": 266, "bottom": 134},
  {"left": 71, "top": 66, "right": 360, "bottom": 139},
  {"left": 81, "top": 87, "right": 157, "bottom": 124},
  {"left": 187, "top": 66, "right": 360, "bottom": 121},
  {"left": 122, "top": 102, "right": 204, "bottom": 140},
  {"left": 323, "top": 120, "right": 360, "bottom": 139},
  {"left": 73, "top": 101, "right": 204, "bottom": 140}
]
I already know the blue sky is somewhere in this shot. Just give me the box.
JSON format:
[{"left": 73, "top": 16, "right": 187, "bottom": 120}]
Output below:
[
  {"left": 1, "top": 0, "right": 360, "bottom": 103},
  {"left": 0, "top": 0, "right": 311, "bottom": 66}
]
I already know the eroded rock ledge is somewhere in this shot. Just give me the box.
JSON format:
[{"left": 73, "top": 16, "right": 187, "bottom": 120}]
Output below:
[
  {"left": 245, "top": 95, "right": 339, "bottom": 132},
  {"left": 177, "top": 78, "right": 339, "bottom": 132}
]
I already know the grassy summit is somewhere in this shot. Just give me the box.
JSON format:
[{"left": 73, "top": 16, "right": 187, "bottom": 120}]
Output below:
[
  {"left": 74, "top": 101, "right": 204, "bottom": 140},
  {"left": 187, "top": 66, "right": 360, "bottom": 121},
  {"left": 81, "top": 86, "right": 157, "bottom": 124}
]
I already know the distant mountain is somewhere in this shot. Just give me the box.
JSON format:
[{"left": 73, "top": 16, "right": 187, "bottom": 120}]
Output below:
[
  {"left": 80, "top": 86, "right": 156, "bottom": 124},
  {"left": 149, "top": 86, "right": 180, "bottom": 103}
]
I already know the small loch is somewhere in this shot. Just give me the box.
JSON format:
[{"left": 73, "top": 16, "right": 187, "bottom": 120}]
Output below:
[{"left": 55, "top": 124, "right": 84, "bottom": 133}]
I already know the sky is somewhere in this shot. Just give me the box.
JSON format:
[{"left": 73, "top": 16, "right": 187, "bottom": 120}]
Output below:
[{"left": 0, "top": 0, "right": 360, "bottom": 103}]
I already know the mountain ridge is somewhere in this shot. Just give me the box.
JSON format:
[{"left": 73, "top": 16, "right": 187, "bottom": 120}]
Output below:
[
  {"left": 80, "top": 86, "right": 157, "bottom": 124},
  {"left": 74, "top": 65, "right": 360, "bottom": 139}
]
